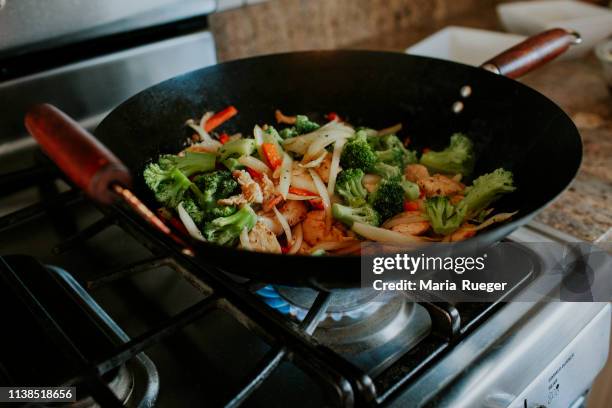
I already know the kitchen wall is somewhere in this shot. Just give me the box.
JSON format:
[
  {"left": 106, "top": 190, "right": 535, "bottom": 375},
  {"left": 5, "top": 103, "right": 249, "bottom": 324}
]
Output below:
[{"left": 210, "top": 0, "right": 501, "bottom": 61}]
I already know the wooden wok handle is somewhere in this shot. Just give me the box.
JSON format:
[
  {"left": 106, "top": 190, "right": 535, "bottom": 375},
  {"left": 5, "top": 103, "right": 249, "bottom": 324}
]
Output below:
[
  {"left": 24, "top": 104, "right": 132, "bottom": 204},
  {"left": 480, "top": 28, "right": 581, "bottom": 79}
]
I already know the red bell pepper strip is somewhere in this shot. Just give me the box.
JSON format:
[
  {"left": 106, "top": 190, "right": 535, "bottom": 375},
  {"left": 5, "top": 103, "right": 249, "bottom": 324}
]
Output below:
[
  {"left": 403, "top": 200, "right": 419, "bottom": 212},
  {"left": 262, "top": 143, "right": 283, "bottom": 169},
  {"left": 204, "top": 106, "right": 238, "bottom": 132},
  {"left": 218, "top": 133, "right": 230, "bottom": 144},
  {"left": 246, "top": 167, "right": 263, "bottom": 180},
  {"left": 309, "top": 198, "right": 325, "bottom": 210},
  {"left": 326, "top": 112, "right": 340, "bottom": 121},
  {"left": 289, "top": 187, "right": 318, "bottom": 197}
]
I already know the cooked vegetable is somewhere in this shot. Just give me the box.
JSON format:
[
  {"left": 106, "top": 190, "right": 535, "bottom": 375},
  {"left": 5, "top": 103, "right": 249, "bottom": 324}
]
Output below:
[
  {"left": 425, "top": 196, "right": 466, "bottom": 235},
  {"left": 143, "top": 163, "right": 193, "bottom": 209},
  {"left": 368, "top": 179, "right": 404, "bottom": 221},
  {"left": 352, "top": 222, "right": 424, "bottom": 244},
  {"left": 204, "top": 105, "right": 238, "bottom": 132},
  {"left": 218, "top": 133, "right": 230, "bottom": 144},
  {"left": 420, "top": 133, "right": 474, "bottom": 176},
  {"left": 340, "top": 131, "right": 377, "bottom": 171},
  {"left": 180, "top": 197, "right": 205, "bottom": 226},
  {"left": 459, "top": 168, "right": 516, "bottom": 218},
  {"left": 400, "top": 177, "right": 420, "bottom": 201},
  {"left": 370, "top": 134, "right": 417, "bottom": 168},
  {"left": 219, "top": 138, "right": 256, "bottom": 162},
  {"left": 192, "top": 170, "right": 239, "bottom": 220},
  {"left": 262, "top": 143, "right": 283, "bottom": 169},
  {"left": 177, "top": 201, "right": 206, "bottom": 241},
  {"left": 335, "top": 168, "right": 367, "bottom": 207},
  {"left": 278, "top": 114, "right": 320, "bottom": 139},
  {"left": 202, "top": 205, "right": 257, "bottom": 246},
  {"left": 332, "top": 203, "right": 380, "bottom": 227},
  {"left": 158, "top": 152, "right": 216, "bottom": 176},
  {"left": 370, "top": 161, "right": 402, "bottom": 180}
]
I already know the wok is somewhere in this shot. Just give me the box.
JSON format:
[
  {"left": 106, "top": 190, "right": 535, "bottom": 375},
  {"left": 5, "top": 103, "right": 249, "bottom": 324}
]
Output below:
[{"left": 24, "top": 29, "right": 582, "bottom": 290}]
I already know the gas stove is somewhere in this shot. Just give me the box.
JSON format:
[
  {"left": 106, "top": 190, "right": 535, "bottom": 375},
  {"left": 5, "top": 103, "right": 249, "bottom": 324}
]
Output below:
[{"left": 0, "top": 2, "right": 610, "bottom": 407}]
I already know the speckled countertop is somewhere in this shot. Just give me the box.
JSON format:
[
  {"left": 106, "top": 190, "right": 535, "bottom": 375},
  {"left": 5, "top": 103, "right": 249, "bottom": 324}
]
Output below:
[{"left": 347, "top": 11, "right": 612, "bottom": 242}]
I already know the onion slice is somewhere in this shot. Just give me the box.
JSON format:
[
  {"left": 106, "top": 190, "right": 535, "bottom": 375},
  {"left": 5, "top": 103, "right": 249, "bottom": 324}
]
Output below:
[
  {"left": 310, "top": 240, "right": 360, "bottom": 252},
  {"left": 187, "top": 113, "right": 214, "bottom": 143},
  {"left": 177, "top": 202, "right": 206, "bottom": 242},
  {"left": 238, "top": 155, "right": 272, "bottom": 176},
  {"left": 240, "top": 227, "right": 251, "bottom": 250},
  {"left": 327, "top": 138, "right": 346, "bottom": 196},
  {"left": 381, "top": 212, "right": 426, "bottom": 229},
  {"left": 278, "top": 153, "right": 293, "bottom": 199},
  {"left": 298, "top": 151, "right": 327, "bottom": 168},
  {"left": 352, "top": 222, "right": 425, "bottom": 244},
  {"left": 273, "top": 205, "right": 292, "bottom": 243},
  {"left": 288, "top": 224, "right": 303, "bottom": 254},
  {"left": 308, "top": 169, "right": 331, "bottom": 229},
  {"left": 377, "top": 123, "right": 402, "bottom": 136}
]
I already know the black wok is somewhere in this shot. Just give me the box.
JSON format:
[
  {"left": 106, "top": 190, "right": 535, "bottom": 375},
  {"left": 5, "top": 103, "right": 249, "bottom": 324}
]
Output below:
[{"left": 25, "top": 29, "right": 582, "bottom": 290}]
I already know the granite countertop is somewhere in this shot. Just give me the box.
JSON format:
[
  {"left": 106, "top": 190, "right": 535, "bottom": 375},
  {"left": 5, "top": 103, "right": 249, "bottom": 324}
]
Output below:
[{"left": 348, "top": 11, "right": 612, "bottom": 242}]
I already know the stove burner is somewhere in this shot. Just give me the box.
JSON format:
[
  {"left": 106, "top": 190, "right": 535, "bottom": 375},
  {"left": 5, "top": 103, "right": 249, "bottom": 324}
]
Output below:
[{"left": 256, "top": 286, "right": 432, "bottom": 374}]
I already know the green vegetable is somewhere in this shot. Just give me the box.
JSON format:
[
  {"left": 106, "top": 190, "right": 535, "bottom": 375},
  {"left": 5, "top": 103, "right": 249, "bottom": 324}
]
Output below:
[
  {"left": 279, "top": 127, "right": 298, "bottom": 139},
  {"left": 295, "top": 115, "right": 320, "bottom": 134},
  {"left": 157, "top": 151, "right": 216, "bottom": 177},
  {"left": 203, "top": 205, "right": 257, "bottom": 246},
  {"left": 459, "top": 168, "right": 515, "bottom": 218},
  {"left": 192, "top": 171, "right": 239, "bottom": 221},
  {"left": 420, "top": 133, "right": 474, "bottom": 176},
  {"left": 368, "top": 179, "right": 404, "bottom": 221},
  {"left": 220, "top": 157, "right": 244, "bottom": 171},
  {"left": 400, "top": 177, "right": 420, "bottom": 201},
  {"left": 340, "top": 131, "right": 377, "bottom": 171},
  {"left": 277, "top": 115, "right": 320, "bottom": 139},
  {"left": 181, "top": 197, "right": 205, "bottom": 226},
  {"left": 311, "top": 249, "right": 327, "bottom": 256},
  {"left": 425, "top": 196, "right": 466, "bottom": 235},
  {"left": 218, "top": 138, "right": 256, "bottom": 161},
  {"left": 332, "top": 203, "right": 380, "bottom": 227},
  {"left": 144, "top": 163, "right": 192, "bottom": 209},
  {"left": 335, "top": 168, "right": 368, "bottom": 207},
  {"left": 374, "top": 134, "right": 418, "bottom": 168},
  {"left": 370, "top": 161, "right": 402, "bottom": 181}
]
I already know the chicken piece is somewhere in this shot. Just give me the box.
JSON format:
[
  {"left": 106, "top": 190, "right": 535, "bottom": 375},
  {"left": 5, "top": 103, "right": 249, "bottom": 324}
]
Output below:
[
  {"left": 302, "top": 210, "right": 346, "bottom": 246},
  {"left": 314, "top": 152, "right": 333, "bottom": 183},
  {"left": 247, "top": 222, "right": 282, "bottom": 253},
  {"left": 218, "top": 170, "right": 263, "bottom": 206},
  {"left": 404, "top": 164, "right": 430, "bottom": 183},
  {"left": 257, "top": 200, "right": 308, "bottom": 235},
  {"left": 258, "top": 173, "right": 283, "bottom": 212},
  {"left": 443, "top": 224, "right": 477, "bottom": 242},
  {"left": 417, "top": 174, "right": 464, "bottom": 198},
  {"left": 390, "top": 221, "right": 430, "bottom": 236}
]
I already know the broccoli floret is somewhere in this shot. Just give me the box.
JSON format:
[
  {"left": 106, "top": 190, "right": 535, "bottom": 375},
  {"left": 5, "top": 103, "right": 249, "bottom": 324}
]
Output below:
[
  {"left": 192, "top": 170, "right": 239, "bottom": 220},
  {"left": 218, "top": 138, "right": 256, "bottom": 162},
  {"left": 376, "top": 148, "right": 404, "bottom": 168},
  {"left": 332, "top": 203, "right": 380, "bottom": 227},
  {"left": 368, "top": 179, "right": 404, "bottom": 221},
  {"left": 203, "top": 205, "right": 257, "bottom": 246},
  {"left": 295, "top": 115, "right": 320, "bottom": 134},
  {"left": 400, "top": 177, "right": 420, "bottom": 201},
  {"left": 277, "top": 115, "right": 320, "bottom": 139},
  {"left": 144, "top": 163, "right": 192, "bottom": 209},
  {"left": 279, "top": 127, "right": 298, "bottom": 139},
  {"left": 370, "top": 161, "right": 402, "bottom": 181},
  {"left": 181, "top": 197, "right": 205, "bottom": 226},
  {"left": 158, "top": 151, "right": 216, "bottom": 176},
  {"left": 340, "top": 131, "right": 377, "bottom": 171},
  {"left": 335, "top": 168, "right": 367, "bottom": 207},
  {"left": 420, "top": 133, "right": 474, "bottom": 176},
  {"left": 425, "top": 196, "right": 466, "bottom": 235},
  {"left": 458, "top": 168, "right": 516, "bottom": 218},
  {"left": 220, "top": 157, "right": 244, "bottom": 171}
]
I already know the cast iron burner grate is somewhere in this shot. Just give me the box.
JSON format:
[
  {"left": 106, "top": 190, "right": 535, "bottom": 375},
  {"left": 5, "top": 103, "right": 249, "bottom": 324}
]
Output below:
[{"left": 0, "top": 162, "right": 537, "bottom": 407}]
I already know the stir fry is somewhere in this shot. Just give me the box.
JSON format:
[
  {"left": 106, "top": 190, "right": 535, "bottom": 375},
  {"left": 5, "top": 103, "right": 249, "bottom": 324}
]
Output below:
[{"left": 144, "top": 107, "right": 517, "bottom": 255}]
